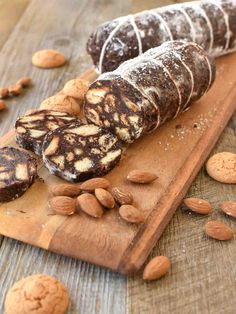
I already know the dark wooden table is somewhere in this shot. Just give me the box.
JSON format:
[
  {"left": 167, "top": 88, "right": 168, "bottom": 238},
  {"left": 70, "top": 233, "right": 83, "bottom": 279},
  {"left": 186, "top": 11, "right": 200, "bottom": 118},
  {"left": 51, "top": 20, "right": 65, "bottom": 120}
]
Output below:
[{"left": 0, "top": 0, "right": 235, "bottom": 313}]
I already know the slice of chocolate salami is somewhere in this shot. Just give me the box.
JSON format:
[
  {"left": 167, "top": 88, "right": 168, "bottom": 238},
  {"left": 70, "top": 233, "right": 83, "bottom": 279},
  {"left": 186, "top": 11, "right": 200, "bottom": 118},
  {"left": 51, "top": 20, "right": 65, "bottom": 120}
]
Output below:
[
  {"left": 15, "top": 110, "right": 78, "bottom": 156},
  {"left": 84, "top": 41, "right": 216, "bottom": 142},
  {"left": 42, "top": 123, "right": 122, "bottom": 182},
  {"left": 0, "top": 147, "right": 37, "bottom": 202},
  {"left": 87, "top": 0, "right": 236, "bottom": 72}
]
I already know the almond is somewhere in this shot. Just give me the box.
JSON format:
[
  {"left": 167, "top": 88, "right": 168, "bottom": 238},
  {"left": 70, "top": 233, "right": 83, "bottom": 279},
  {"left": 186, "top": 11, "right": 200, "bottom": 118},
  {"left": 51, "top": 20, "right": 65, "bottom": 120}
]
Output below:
[
  {"left": 32, "top": 49, "right": 66, "bottom": 68},
  {"left": 77, "top": 193, "right": 103, "bottom": 218},
  {"left": 80, "top": 177, "right": 110, "bottom": 191},
  {"left": 183, "top": 197, "right": 212, "bottom": 214},
  {"left": 119, "top": 205, "right": 144, "bottom": 223},
  {"left": 0, "top": 100, "right": 7, "bottom": 111},
  {"left": 16, "top": 76, "right": 32, "bottom": 87},
  {"left": 143, "top": 256, "right": 171, "bottom": 281},
  {"left": 49, "top": 196, "right": 76, "bottom": 215},
  {"left": 95, "top": 188, "right": 115, "bottom": 209},
  {"left": 220, "top": 201, "right": 236, "bottom": 218},
  {"left": 206, "top": 152, "right": 236, "bottom": 184},
  {"left": 8, "top": 84, "right": 23, "bottom": 96},
  {"left": 127, "top": 170, "right": 158, "bottom": 184},
  {"left": 111, "top": 186, "right": 133, "bottom": 205},
  {"left": 205, "top": 220, "right": 234, "bottom": 241},
  {"left": 0, "top": 88, "right": 9, "bottom": 99},
  {"left": 63, "top": 79, "right": 89, "bottom": 101},
  {"left": 51, "top": 184, "right": 81, "bottom": 197},
  {"left": 40, "top": 94, "right": 80, "bottom": 116}
]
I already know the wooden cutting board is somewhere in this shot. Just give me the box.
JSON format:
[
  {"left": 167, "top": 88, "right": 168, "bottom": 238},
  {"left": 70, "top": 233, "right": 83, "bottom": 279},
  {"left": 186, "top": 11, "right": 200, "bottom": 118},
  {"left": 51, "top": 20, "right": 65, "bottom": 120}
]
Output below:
[{"left": 0, "top": 53, "right": 235, "bottom": 274}]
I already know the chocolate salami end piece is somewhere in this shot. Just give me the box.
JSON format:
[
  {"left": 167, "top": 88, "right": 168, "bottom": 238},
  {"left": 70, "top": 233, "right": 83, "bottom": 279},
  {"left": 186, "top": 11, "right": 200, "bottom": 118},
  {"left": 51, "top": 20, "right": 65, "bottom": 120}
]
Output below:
[
  {"left": 85, "top": 41, "right": 216, "bottom": 142},
  {"left": 87, "top": 0, "right": 236, "bottom": 73},
  {"left": 15, "top": 110, "right": 78, "bottom": 156},
  {"left": 42, "top": 123, "right": 122, "bottom": 182},
  {"left": 0, "top": 147, "right": 38, "bottom": 202}
]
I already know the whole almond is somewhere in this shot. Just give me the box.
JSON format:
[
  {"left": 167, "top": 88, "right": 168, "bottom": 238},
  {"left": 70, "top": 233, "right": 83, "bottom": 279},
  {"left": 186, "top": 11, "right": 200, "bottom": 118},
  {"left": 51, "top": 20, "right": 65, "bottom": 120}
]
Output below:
[
  {"left": 16, "top": 76, "right": 32, "bottom": 87},
  {"left": 127, "top": 170, "right": 158, "bottom": 184},
  {"left": 119, "top": 205, "right": 144, "bottom": 223},
  {"left": 205, "top": 220, "right": 234, "bottom": 240},
  {"left": 111, "top": 187, "right": 133, "bottom": 205},
  {"left": 8, "top": 84, "right": 23, "bottom": 96},
  {"left": 80, "top": 177, "right": 110, "bottom": 191},
  {"left": 143, "top": 256, "right": 171, "bottom": 281},
  {"left": 0, "top": 88, "right": 9, "bottom": 99},
  {"left": 183, "top": 197, "right": 212, "bottom": 214},
  {"left": 63, "top": 79, "right": 89, "bottom": 101},
  {"left": 32, "top": 49, "right": 66, "bottom": 68},
  {"left": 95, "top": 188, "right": 115, "bottom": 209},
  {"left": 206, "top": 152, "right": 236, "bottom": 184},
  {"left": 77, "top": 193, "right": 103, "bottom": 218},
  {"left": 51, "top": 184, "right": 81, "bottom": 197},
  {"left": 0, "top": 100, "right": 7, "bottom": 111},
  {"left": 40, "top": 94, "right": 80, "bottom": 116},
  {"left": 49, "top": 196, "right": 76, "bottom": 215},
  {"left": 220, "top": 201, "right": 236, "bottom": 218}
]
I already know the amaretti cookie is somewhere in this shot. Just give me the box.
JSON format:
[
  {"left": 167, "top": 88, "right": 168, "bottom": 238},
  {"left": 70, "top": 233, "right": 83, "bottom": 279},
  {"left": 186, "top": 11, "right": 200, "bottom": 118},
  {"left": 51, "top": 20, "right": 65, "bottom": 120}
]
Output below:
[
  {"left": 15, "top": 110, "right": 78, "bottom": 155},
  {"left": 42, "top": 123, "right": 122, "bottom": 182},
  {"left": 0, "top": 147, "right": 37, "bottom": 202}
]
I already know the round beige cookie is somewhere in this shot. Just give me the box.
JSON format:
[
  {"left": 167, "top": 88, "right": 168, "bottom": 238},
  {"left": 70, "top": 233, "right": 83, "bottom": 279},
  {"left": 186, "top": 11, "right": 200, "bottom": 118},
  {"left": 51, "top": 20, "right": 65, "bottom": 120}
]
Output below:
[
  {"left": 40, "top": 94, "right": 80, "bottom": 116},
  {"left": 32, "top": 49, "right": 66, "bottom": 68},
  {"left": 206, "top": 152, "right": 236, "bottom": 184},
  {"left": 5, "top": 274, "right": 69, "bottom": 314},
  {"left": 63, "top": 79, "right": 89, "bottom": 101}
]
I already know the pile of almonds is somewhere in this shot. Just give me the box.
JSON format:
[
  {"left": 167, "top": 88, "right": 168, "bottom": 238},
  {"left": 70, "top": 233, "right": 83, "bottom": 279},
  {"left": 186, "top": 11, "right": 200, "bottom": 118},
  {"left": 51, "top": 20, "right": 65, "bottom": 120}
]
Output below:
[
  {"left": 49, "top": 170, "right": 157, "bottom": 225},
  {"left": 0, "top": 76, "right": 32, "bottom": 111}
]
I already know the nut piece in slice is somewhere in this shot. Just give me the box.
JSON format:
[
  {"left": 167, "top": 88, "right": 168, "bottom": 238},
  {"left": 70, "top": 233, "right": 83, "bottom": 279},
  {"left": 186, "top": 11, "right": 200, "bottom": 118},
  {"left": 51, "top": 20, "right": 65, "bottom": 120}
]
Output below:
[
  {"left": 95, "top": 188, "right": 115, "bottom": 208},
  {"left": 111, "top": 186, "right": 133, "bottom": 205},
  {"left": 40, "top": 94, "right": 80, "bottom": 116},
  {"left": 42, "top": 122, "right": 122, "bottom": 182},
  {"left": 119, "top": 205, "right": 144, "bottom": 223},
  {"left": 0, "top": 147, "right": 37, "bottom": 202},
  {"left": 51, "top": 183, "right": 81, "bottom": 197},
  {"left": 206, "top": 152, "right": 236, "bottom": 184},
  {"left": 32, "top": 49, "right": 66, "bottom": 68},
  {"left": 220, "top": 201, "right": 236, "bottom": 218},
  {"left": 80, "top": 177, "right": 110, "bottom": 191},
  {"left": 4, "top": 274, "right": 69, "bottom": 314},
  {"left": 77, "top": 193, "right": 104, "bottom": 218},
  {"left": 127, "top": 170, "right": 158, "bottom": 184},
  {"left": 205, "top": 220, "right": 234, "bottom": 241},
  {"left": 143, "top": 256, "right": 171, "bottom": 281},
  {"left": 15, "top": 109, "right": 78, "bottom": 155},
  {"left": 49, "top": 196, "right": 76, "bottom": 215},
  {"left": 63, "top": 78, "right": 89, "bottom": 102},
  {"left": 183, "top": 197, "right": 212, "bottom": 214}
]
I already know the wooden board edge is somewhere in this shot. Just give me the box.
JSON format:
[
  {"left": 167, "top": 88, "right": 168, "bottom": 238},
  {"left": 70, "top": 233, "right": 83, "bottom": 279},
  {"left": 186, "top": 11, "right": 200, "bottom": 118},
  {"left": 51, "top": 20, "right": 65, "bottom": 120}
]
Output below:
[{"left": 117, "top": 84, "right": 236, "bottom": 274}]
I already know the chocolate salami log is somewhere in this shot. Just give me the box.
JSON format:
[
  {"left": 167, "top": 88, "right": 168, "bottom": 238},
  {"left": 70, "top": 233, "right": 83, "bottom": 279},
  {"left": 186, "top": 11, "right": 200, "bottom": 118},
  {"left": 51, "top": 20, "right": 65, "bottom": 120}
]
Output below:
[
  {"left": 0, "top": 147, "right": 37, "bottom": 202},
  {"left": 84, "top": 41, "right": 216, "bottom": 143},
  {"left": 87, "top": 0, "right": 236, "bottom": 73},
  {"left": 42, "top": 123, "right": 122, "bottom": 182},
  {"left": 15, "top": 110, "right": 78, "bottom": 156}
]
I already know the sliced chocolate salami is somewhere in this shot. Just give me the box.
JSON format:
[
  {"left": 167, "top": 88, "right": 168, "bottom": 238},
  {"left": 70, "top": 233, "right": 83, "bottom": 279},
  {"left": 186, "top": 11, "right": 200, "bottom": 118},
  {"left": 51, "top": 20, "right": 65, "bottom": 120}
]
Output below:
[
  {"left": 42, "top": 123, "right": 122, "bottom": 182},
  {"left": 85, "top": 41, "right": 216, "bottom": 142},
  {"left": 87, "top": 0, "right": 236, "bottom": 72},
  {"left": 15, "top": 110, "right": 78, "bottom": 156},
  {"left": 0, "top": 147, "right": 37, "bottom": 202}
]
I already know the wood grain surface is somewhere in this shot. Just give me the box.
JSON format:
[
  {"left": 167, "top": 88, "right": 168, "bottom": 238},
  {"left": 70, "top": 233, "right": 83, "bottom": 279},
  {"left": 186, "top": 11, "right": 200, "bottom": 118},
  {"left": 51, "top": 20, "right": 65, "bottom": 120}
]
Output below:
[{"left": 0, "top": 0, "right": 235, "bottom": 314}]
